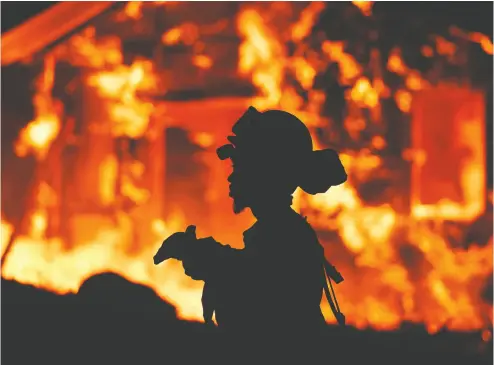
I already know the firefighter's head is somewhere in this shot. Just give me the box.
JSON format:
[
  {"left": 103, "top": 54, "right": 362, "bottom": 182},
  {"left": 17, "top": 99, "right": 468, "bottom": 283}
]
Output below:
[{"left": 217, "top": 106, "right": 347, "bottom": 214}]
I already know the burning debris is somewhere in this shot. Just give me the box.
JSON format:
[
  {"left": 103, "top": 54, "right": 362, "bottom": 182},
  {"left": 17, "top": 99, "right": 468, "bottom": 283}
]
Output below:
[{"left": 1, "top": 1, "right": 492, "bottom": 337}]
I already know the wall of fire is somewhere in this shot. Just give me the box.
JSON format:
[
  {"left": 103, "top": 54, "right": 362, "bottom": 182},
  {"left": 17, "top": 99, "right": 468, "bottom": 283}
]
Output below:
[
  {"left": 3, "top": 2, "right": 253, "bottom": 248},
  {"left": 1, "top": 2, "right": 493, "bottom": 332}
]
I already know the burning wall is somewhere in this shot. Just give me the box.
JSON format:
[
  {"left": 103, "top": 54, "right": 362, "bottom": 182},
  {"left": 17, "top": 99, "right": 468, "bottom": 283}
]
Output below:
[{"left": 1, "top": 1, "right": 493, "bottom": 336}]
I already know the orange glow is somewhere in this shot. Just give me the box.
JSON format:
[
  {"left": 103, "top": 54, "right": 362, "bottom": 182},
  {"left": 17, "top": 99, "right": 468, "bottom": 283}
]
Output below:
[
  {"left": 322, "top": 41, "right": 362, "bottom": 85},
  {"left": 1, "top": 220, "right": 14, "bottom": 257},
  {"left": 237, "top": 9, "right": 285, "bottom": 110},
  {"left": 291, "top": 57, "right": 317, "bottom": 90},
  {"left": 124, "top": 1, "right": 143, "bottom": 20},
  {"left": 15, "top": 55, "right": 61, "bottom": 160},
  {"left": 121, "top": 160, "right": 150, "bottom": 205},
  {"left": 87, "top": 60, "right": 158, "bottom": 138},
  {"left": 482, "top": 329, "right": 492, "bottom": 342},
  {"left": 386, "top": 47, "right": 431, "bottom": 114},
  {"left": 472, "top": 32, "right": 494, "bottom": 55},
  {"left": 410, "top": 86, "right": 486, "bottom": 221},
  {"left": 395, "top": 89, "right": 412, "bottom": 113},
  {"left": 2, "top": 3, "right": 492, "bottom": 335},
  {"left": 53, "top": 27, "right": 123, "bottom": 68},
  {"left": 161, "top": 23, "right": 199, "bottom": 46},
  {"left": 348, "top": 77, "right": 379, "bottom": 108},
  {"left": 192, "top": 54, "right": 213, "bottom": 70},
  {"left": 387, "top": 48, "right": 407, "bottom": 75},
  {"left": 1, "top": 216, "right": 205, "bottom": 321},
  {"left": 371, "top": 136, "right": 386, "bottom": 150},
  {"left": 15, "top": 114, "right": 60, "bottom": 159},
  {"left": 29, "top": 210, "right": 48, "bottom": 240},
  {"left": 373, "top": 78, "right": 390, "bottom": 99},
  {"left": 421, "top": 45, "right": 434, "bottom": 58},
  {"left": 352, "top": 1, "right": 374, "bottom": 16},
  {"left": 99, "top": 155, "right": 118, "bottom": 206},
  {"left": 162, "top": 27, "right": 182, "bottom": 45},
  {"left": 192, "top": 132, "right": 215, "bottom": 148},
  {"left": 435, "top": 36, "right": 457, "bottom": 57},
  {"left": 290, "top": 2, "right": 326, "bottom": 42},
  {"left": 406, "top": 71, "right": 426, "bottom": 91},
  {"left": 450, "top": 26, "right": 494, "bottom": 55}
]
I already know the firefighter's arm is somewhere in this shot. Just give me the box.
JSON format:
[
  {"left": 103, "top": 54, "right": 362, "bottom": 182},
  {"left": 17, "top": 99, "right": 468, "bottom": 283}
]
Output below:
[{"left": 181, "top": 237, "right": 244, "bottom": 281}]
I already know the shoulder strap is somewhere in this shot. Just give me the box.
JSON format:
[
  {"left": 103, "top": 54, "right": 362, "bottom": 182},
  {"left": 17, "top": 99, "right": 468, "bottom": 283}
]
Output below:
[
  {"left": 322, "top": 261, "right": 346, "bottom": 327},
  {"left": 302, "top": 218, "right": 346, "bottom": 327}
]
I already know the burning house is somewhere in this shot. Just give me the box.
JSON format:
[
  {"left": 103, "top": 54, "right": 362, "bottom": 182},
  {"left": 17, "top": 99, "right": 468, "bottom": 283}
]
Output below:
[{"left": 1, "top": 0, "right": 493, "bottom": 344}]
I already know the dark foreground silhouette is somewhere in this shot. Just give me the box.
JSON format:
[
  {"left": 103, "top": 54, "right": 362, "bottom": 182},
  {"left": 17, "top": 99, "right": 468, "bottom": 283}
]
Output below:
[{"left": 2, "top": 275, "right": 491, "bottom": 365}]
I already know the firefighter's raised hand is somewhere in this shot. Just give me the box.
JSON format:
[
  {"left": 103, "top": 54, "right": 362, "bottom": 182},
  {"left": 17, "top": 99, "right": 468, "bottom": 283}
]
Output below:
[{"left": 153, "top": 225, "right": 197, "bottom": 265}]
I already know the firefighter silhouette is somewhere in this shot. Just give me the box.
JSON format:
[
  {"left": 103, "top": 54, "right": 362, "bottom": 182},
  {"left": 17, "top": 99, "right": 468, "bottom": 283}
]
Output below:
[{"left": 154, "top": 106, "right": 348, "bottom": 360}]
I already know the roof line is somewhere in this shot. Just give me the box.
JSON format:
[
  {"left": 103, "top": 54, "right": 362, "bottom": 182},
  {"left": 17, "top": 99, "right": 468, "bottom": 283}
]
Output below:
[{"left": 1, "top": 1, "right": 118, "bottom": 67}]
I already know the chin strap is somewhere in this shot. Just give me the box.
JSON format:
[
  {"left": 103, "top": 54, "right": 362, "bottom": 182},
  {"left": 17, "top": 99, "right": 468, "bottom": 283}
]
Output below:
[{"left": 322, "top": 260, "right": 346, "bottom": 327}]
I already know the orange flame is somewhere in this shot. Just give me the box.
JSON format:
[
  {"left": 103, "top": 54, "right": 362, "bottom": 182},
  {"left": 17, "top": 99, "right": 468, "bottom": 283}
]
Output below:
[
  {"left": 124, "top": 1, "right": 143, "bottom": 20},
  {"left": 387, "top": 48, "right": 407, "bottom": 75},
  {"left": 348, "top": 77, "right": 379, "bottom": 109},
  {"left": 386, "top": 48, "right": 430, "bottom": 114},
  {"left": 162, "top": 23, "right": 199, "bottom": 46},
  {"left": 15, "top": 55, "right": 61, "bottom": 160},
  {"left": 352, "top": 1, "right": 374, "bottom": 16},
  {"left": 290, "top": 2, "right": 326, "bottom": 42},
  {"left": 52, "top": 27, "right": 123, "bottom": 68},
  {"left": 237, "top": 9, "right": 285, "bottom": 109},
  {"left": 322, "top": 41, "right": 362, "bottom": 85},
  {"left": 450, "top": 26, "right": 494, "bottom": 55},
  {"left": 87, "top": 60, "right": 158, "bottom": 138}
]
